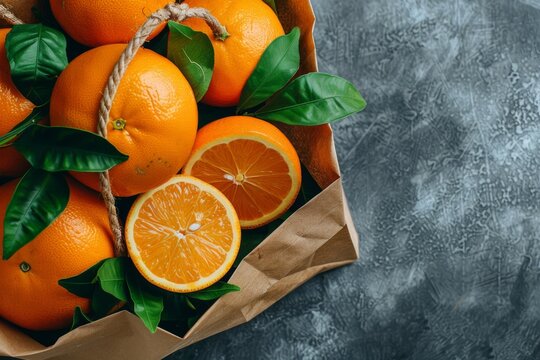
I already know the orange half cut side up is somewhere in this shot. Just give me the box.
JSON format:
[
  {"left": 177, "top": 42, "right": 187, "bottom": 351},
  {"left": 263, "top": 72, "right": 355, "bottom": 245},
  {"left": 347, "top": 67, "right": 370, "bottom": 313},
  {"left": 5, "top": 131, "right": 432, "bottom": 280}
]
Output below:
[{"left": 125, "top": 175, "right": 241, "bottom": 293}]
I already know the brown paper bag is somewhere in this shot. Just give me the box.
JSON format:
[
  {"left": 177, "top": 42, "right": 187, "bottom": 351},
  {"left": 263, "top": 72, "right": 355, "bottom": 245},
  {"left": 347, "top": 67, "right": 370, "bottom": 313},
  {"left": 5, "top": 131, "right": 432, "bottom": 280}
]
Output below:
[{"left": 0, "top": 0, "right": 359, "bottom": 358}]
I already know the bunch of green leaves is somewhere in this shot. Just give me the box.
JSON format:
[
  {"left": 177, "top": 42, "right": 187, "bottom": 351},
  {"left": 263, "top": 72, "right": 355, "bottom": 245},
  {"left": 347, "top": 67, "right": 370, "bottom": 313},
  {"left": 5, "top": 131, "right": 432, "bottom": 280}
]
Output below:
[
  {"left": 240, "top": 27, "right": 366, "bottom": 124},
  {"left": 59, "top": 257, "right": 240, "bottom": 333},
  {"left": 1, "top": 24, "right": 127, "bottom": 260},
  {"left": 164, "top": 23, "right": 365, "bottom": 125}
]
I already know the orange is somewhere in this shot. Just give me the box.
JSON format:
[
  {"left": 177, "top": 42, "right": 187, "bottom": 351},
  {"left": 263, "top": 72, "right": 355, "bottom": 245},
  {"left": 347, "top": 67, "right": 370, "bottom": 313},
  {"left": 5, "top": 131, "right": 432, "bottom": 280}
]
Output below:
[
  {"left": 182, "top": 0, "right": 284, "bottom": 107},
  {"left": 49, "top": 0, "right": 173, "bottom": 47},
  {"left": 125, "top": 175, "right": 241, "bottom": 292},
  {"left": 183, "top": 116, "right": 302, "bottom": 228},
  {"left": 50, "top": 44, "right": 198, "bottom": 197},
  {"left": 0, "top": 177, "right": 115, "bottom": 331},
  {"left": 0, "top": 28, "right": 34, "bottom": 178}
]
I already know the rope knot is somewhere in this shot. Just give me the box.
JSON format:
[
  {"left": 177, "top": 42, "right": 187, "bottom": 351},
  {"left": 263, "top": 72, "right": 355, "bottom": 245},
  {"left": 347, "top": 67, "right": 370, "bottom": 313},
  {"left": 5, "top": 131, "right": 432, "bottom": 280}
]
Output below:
[{"left": 165, "top": 3, "right": 190, "bottom": 22}]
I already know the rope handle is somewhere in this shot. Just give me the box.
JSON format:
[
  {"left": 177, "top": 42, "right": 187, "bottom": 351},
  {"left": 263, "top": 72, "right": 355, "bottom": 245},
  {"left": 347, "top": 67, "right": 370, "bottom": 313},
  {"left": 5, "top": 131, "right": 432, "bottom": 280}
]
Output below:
[
  {"left": 98, "top": 2, "right": 228, "bottom": 257},
  {"left": 0, "top": 1, "right": 228, "bottom": 257},
  {"left": 0, "top": 4, "right": 23, "bottom": 25}
]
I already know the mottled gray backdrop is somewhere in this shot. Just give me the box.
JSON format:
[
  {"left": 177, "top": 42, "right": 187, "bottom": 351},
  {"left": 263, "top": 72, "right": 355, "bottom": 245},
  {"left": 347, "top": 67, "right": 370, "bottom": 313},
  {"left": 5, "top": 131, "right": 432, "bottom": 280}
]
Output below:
[{"left": 171, "top": 0, "right": 540, "bottom": 359}]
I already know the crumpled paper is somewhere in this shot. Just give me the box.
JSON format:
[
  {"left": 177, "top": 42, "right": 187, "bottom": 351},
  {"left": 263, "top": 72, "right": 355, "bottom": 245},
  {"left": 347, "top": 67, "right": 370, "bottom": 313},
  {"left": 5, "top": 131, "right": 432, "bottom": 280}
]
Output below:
[{"left": 0, "top": 0, "right": 359, "bottom": 358}]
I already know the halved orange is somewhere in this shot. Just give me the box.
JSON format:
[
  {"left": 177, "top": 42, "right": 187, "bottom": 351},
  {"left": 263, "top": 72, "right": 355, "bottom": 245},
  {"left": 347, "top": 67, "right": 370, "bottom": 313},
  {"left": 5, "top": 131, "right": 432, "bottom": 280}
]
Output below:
[
  {"left": 183, "top": 116, "right": 302, "bottom": 229},
  {"left": 125, "top": 175, "right": 241, "bottom": 293}
]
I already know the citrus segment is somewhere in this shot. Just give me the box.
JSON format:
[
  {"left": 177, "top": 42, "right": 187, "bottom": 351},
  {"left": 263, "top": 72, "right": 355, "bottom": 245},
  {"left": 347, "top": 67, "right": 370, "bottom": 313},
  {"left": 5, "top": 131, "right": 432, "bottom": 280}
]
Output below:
[
  {"left": 126, "top": 175, "right": 241, "bottom": 293},
  {"left": 183, "top": 116, "right": 302, "bottom": 228}
]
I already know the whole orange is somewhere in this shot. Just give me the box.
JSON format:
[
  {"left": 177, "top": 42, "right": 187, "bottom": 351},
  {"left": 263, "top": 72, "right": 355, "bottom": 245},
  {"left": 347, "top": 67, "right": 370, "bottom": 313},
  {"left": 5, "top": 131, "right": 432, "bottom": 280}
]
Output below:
[
  {"left": 50, "top": 44, "right": 198, "bottom": 197},
  {"left": 0, "top": 28, "right": 34, "bottom": 178},
  {"left": 0, "top": 177, "right": 115, "bottom": 331},
  {"left": 49, "top": 0, "right": 173, "bottom": 47},
  {"left": 182, "top": 0, "right": 284, "bottom": 107}
]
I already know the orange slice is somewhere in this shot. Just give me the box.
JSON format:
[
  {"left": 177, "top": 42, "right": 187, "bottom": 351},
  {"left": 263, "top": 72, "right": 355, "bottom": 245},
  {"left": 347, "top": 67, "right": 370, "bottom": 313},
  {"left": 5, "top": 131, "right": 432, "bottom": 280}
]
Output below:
[
  {"left": 183, "top": 116, "right": 302, "bottom": 229},
  {"left": 125, "top": 175, "right": 241, "bottom": 293}
]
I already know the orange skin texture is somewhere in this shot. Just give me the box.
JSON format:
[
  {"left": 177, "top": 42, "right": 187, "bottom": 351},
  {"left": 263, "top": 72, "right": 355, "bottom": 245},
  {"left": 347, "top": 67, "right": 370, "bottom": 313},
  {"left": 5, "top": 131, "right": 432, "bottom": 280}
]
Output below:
[
  {"left": 0, "top": 29, "right": 34, "bottom": 177},
  {"left": 50, "top": 44, "right": 198, "bottom": 197},
  {"left": 182, "top": 0, "right": 284, "bottom": 107},
  {"left": 0, "top": 177, "right": 115, "bottom": 331},
  {"left": 49, "top": 0, "right": 173, "bottom": 47}
]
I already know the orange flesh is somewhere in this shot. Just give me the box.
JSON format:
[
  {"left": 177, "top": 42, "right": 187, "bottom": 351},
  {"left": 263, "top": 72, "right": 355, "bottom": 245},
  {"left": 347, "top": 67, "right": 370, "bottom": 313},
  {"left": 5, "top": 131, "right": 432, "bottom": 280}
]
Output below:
[
  {"left": 189, "top": 139, "right": 294, "bottom": 222},
  {"left": 126, "top": 176, "right": 240, "bottom": 292}
]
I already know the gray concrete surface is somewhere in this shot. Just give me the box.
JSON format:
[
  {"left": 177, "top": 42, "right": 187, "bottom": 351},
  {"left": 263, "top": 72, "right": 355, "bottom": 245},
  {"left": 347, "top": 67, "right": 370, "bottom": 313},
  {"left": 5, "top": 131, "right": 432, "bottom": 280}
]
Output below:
[{"left": 170, "top": 0, "right": 540, "bottom": 359}]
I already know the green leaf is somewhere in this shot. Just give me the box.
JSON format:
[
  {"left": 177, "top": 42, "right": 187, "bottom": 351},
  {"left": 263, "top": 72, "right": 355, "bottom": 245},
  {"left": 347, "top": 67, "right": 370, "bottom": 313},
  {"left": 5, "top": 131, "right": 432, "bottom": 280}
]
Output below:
[
  {"left": 70, "top": 307, "right": 92, "bottom": 331},
  {"left": 61, "top": 258, "right": 128, "bottom": 316},
  {"left": 188, "top": 282, "right": 240, "bottom": 301},
  {"left": 254, "top": 73, "right": 366, "bottom": 126},
  {"left": 167, "top": 22, "right": 214, "bottom": 102},
  {"left": 14, "top": 125, "right": 128, "bottom": 172},
  {"left": 0, "top": 106, "right": 46, "bottom": 147},
  {"left": 97, "top": 258, "right": 128, "bottom": 302},
  {"left": 185, "top": 297, "right": 196, "bottom": 310},
  {"left": 5, "top": 24, "right": 68, "bottom": 105},
  {"left": 126, "top": 267, "right": 164, "bottom": 333},
  {"left": 92, "top": 284, "right": 121, "bottom": 317},
  {"left": 263, "top": 0, "right": 278, "bottom": 13},
  {"left": 3, "top": 169, "right": 69, "bottom": 259},
  {"left": 238, "top": 28, "right": 300, "bottom": 113},
  {"left": 59, "top": 259, "right": 109, "bottom": 298}
]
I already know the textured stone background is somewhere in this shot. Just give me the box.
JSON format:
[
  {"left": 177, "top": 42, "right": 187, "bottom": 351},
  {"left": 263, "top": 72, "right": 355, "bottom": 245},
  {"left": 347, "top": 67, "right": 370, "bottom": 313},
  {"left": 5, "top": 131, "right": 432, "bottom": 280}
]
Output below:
[{"left": 170, "top": 0, "right": 540, "bottom": 359}]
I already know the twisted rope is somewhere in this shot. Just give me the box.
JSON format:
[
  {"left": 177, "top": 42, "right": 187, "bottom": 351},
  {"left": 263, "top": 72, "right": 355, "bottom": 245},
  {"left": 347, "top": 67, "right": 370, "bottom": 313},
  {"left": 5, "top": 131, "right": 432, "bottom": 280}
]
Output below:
[
  {"left": 0, "top": 4, "right": 23, "bottom": 25},
  {"left": 97, "top": 2, "right": 228, "bottom": 257}
]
